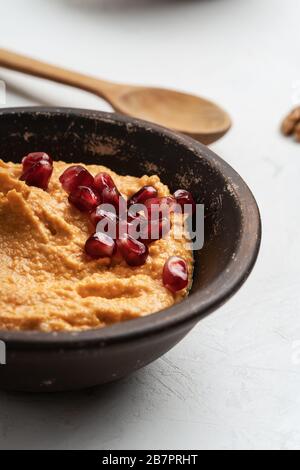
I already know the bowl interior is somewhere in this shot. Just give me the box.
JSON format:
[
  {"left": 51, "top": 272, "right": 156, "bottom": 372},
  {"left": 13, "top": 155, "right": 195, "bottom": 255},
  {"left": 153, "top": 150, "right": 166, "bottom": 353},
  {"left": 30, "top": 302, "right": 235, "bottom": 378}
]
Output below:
[{"left": 0, "top": 108, "right": 261, "bottom": 343}]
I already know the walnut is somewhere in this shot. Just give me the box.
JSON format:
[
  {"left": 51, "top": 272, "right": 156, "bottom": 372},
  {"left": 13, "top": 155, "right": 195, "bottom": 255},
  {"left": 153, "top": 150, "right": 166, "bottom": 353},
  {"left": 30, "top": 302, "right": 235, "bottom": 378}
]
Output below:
[
  {"left": 294, "top": 122, "right": 300, "bottom": 142},
  {"left": 281, "top": 106, "right": 300, "bottom": 140}
]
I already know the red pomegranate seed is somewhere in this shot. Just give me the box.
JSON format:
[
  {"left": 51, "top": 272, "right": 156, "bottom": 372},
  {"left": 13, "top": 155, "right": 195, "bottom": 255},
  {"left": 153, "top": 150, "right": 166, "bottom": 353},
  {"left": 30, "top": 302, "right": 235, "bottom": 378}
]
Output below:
[
  {"left": 59, "top": 166, "right": 94, "bottom": 194},
  {"left": 113, "top": 213, "right": 145, "bottom": 240},
  {"left": 22, "top": 152, "right": 53, "bottom": 172},
  {"left": 94, "top": 172, "right": 116, "bottom": 194},
  {"left": 128, "top": 185, "right": 158, "bottom": 207},
  {"left": 174, "top": 189, "right": 196, "bottom": 214},
  {"left": 114, "top": 220, "right": 126, "bottom": 240},
  {"left": 125, "top": 215, "right": 145, "bottom": 240},
  {"left": 163, "top": 256, "right": 189, "bottom": 293},
  {"left": 20, "top": 160, "right": 53, "bottom": 190},
  {"left": 140, "top": 217, "right": 170, "bottom": 244},
  {"left": 69, "top": 186, "right": 101, "bottom": 212},
  {"left": 102, "top": 187, "right": 126, "bottom": 213},
  {"left": 127, "top": 213, "right": 138, "bottom": 223},
  {"left": 85, "top": 232, "right": 116, "bottom": 259},
  {"left": 90, "top": 207, "right": 118, "bottom": 227},
  {"left": 145, "top": 196, "right": 176, "bottom": 220},
  {"left": 117, "top": 234, "right": 149, "bottom": 267}
]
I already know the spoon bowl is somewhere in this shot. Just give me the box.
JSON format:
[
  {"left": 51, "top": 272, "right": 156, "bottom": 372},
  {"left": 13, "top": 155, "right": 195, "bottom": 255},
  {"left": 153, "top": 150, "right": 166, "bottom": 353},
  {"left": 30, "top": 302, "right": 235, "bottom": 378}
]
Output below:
[{"left": 111, "top": 87, "right": 231, "bottom": 145}]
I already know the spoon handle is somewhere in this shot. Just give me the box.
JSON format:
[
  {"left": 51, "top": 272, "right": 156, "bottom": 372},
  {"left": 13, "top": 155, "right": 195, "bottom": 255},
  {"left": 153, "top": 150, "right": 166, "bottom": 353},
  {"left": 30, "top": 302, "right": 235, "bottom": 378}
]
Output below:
[{"left": 0, "top": 48, "right": 116, "bottom": 98}]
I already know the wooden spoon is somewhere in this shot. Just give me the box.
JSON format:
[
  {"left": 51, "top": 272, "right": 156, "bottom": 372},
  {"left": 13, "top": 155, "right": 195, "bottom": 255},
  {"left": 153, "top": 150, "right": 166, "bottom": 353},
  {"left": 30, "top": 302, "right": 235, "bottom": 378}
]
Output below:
[{"left": 0, "top": 48, "right": 231, "bottom": 144}]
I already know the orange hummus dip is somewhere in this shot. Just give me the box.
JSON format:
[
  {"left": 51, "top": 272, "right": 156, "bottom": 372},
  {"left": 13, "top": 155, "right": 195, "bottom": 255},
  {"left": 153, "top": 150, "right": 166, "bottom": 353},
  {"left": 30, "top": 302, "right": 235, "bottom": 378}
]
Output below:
[{"left": 0, "top": 159, "right": 193, "bottom": 332}]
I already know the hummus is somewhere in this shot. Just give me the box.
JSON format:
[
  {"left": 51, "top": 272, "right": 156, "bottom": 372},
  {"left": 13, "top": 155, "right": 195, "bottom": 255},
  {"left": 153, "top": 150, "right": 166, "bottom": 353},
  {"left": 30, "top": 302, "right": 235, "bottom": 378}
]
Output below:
[{"left": 0, "top": 159, "right": 193, "bottom": 332}]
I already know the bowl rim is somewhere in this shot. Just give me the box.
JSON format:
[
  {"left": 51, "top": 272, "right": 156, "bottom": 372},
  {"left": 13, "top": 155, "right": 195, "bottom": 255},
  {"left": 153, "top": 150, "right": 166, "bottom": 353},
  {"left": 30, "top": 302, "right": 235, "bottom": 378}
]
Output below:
[{"left": 0, "top": 106, "right": 261, "bottom": 349}]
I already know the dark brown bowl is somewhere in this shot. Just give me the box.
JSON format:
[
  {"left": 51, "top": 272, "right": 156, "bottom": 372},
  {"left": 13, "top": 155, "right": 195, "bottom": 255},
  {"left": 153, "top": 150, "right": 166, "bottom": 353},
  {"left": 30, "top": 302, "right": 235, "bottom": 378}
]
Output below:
[{"left": 0, "top": 107, "right": 261, "bottom": 392}]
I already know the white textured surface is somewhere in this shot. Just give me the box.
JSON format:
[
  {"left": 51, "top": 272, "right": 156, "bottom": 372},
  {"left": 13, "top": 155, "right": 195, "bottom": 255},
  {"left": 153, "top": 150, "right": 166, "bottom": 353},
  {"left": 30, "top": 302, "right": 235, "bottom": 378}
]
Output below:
[{"left": 0, "top": 0, "right": 300, "bottom": 451}]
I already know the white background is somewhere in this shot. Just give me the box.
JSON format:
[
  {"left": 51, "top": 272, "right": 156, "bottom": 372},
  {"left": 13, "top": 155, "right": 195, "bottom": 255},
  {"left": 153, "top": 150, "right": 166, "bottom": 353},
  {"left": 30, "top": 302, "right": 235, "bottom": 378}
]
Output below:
[{"left": 0, "top": 0, "right": 300, "bottom": 451}]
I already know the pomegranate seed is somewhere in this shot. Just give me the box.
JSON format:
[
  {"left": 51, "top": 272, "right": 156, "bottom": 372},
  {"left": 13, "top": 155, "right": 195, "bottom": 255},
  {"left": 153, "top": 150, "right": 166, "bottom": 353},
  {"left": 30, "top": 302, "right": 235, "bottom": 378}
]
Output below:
[
  {"left": 111, "top": 213, "right": 144, "bottom": 240},
  {"left": 163, "top": 256, "right": 189, "bottom": 293},
  {"left": 140, "top": 217, "right": 170, "bottom": 244},
  {"left": 145, "top": 196, "right": 176, "bottom": 220},
  {"left": 69, "top": 186, "right": 101, "bottom": 212},
  {"left": 85, "top": 232, "right": 116, "bottom": 259},
  {"left": 174, "top": 189, "right": 196, "bottom": 214},
  {"left": 20, "top": 160, "right": 53, "bottom": 190},
  {"left": 94, "top": 172, "right": 116, "bottom": 194},
  {"left": 22, "top": 152, "right": 53, "bottom": 172},
  {"left": 117, "top": 234, "right": 149, "bottom": 267},
  {"left": 128, "top": 185, "right": 158, "bottom": 207},
  {"left": 125, "top": 215, "right": 145, "bottom": 240},
  {"left": 127, "top": 213, "right": 138, "bottom": 223},
  {"left": 59, "top": 166, "right": 94, "bottom": 194},
  {"left": 114, "top": 217, "right": 127, "bottom": 239},
  {"left": 102, "top": 187, "right": 126, "bottom": 213},
  {"left": 90, "top": 207, "right": 118, "bottom": 227}
]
